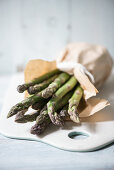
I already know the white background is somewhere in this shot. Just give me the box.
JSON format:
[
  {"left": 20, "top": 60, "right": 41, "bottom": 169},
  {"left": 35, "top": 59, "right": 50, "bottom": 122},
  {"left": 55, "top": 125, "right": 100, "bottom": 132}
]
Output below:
[{"left": 0, "top": 0, "right": 114, "bottom": 74}]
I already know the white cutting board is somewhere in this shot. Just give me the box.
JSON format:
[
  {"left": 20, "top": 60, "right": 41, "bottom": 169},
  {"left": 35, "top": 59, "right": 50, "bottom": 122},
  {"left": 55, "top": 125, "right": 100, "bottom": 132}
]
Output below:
[{"left": 0, "top": 73, "right": 114, "bottom": 152}]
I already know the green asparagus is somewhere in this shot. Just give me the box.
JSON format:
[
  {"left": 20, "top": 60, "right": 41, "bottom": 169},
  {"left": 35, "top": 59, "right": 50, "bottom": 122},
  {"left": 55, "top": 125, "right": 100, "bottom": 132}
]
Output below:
[
  {"left": 17, "top": 69, "right": 61, "bottom": 93},
  {"left": 7, "top": 94, "right": 44, "bottom": 118},
  {"left": 68, "top": 85, "right": 83, "bottom": 123},
  {"left": 31, "top": 119, "right": 51, "bottom": 135},
  {"left": 28, "top": 75, "right": 58, "bottom": 94},
  {"left": 41, "top": 73, "right": 70, "bottom": 98},
  {"left": 47, "top": 76, "right": 77, "bottom": 125},
  {"left": 15, "top": 110, "right": 40, "bottom": 123}
]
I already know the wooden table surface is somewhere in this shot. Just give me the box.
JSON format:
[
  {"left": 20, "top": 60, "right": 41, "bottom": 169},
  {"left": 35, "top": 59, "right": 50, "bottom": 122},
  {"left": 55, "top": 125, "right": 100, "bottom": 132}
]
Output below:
[{"left": 0, "top": 75, "right": 114, "bottom": 170}]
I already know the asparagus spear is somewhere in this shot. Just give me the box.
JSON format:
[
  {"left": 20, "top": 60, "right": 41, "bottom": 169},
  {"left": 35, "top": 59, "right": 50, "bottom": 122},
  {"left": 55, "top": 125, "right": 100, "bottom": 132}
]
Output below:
[
  {"left": 41, "top": 73, "right": 70, "bottom": 98},
  {"left": 31, "top": 91, "right": 73, "bottom": 135},
  {"left": 28, "top": 75, "right": 58, "bottom": 94},
  {"left": 17, "top": 69, "right": 61, "bottom": 93},
  {"left": 31, "top": 119, "right": 50, "bottom": 135},
  {"left": 31, "top": 107, "right": 50, "bottom": 135},
  {"left": 7, "top": 94, "right": 44, "bottom": 118},
  {"left": 47, "top": 76, "right": 77, "bottom": 125},
  {"left": 15, "top": 110, "right": 40, "bottom": 123},
  {"left": 68, "top": 85, "right": 83, "bottom": 123}
]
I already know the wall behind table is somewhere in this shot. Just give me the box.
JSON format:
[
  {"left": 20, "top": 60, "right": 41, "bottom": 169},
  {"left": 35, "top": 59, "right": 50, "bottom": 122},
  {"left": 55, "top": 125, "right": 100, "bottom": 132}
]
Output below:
[{"left": 0, "top": 0, "right": 114, "bottom": 74}]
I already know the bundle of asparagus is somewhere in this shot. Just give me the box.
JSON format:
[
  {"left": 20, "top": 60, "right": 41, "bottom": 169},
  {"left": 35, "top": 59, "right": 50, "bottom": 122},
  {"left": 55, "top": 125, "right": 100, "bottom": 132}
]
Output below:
[{"left": 7, "top": 69, "right": 83, "bottom": 135}]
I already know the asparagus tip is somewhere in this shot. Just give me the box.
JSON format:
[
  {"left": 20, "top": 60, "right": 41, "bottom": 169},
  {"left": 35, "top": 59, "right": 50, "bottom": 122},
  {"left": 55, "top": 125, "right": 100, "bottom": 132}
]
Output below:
[
  {"left": 17, "top": 85, "right": 26, "bottom": 93},
  {"left": 7, "top": 110, "right": 14, "bottom": 118},
  {"left": 70, "top": 114, "right": 80, "bottom": 123},
  {"left": 30, "top": 124, "right": 40, "bottom": 135},
  {"left": 15, "top": 113, "right": 23, "bottom": 123},
  {"left": 7, "top": 113, "right": 11, "bottom": 118},
  {"left": 50, "top": 112, "right": 64, "bottom": 126}
]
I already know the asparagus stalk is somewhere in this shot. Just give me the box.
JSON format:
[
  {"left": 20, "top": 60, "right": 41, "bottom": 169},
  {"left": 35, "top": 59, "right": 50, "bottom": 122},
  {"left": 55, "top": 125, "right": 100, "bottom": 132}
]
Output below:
[
  {"left": 47, "top": 76, "right": 77, "bottom": 125},
  {"left": 28, "top": 75, "right": 58, "bottom": 94},
  {"left": 17, "top": 69, "right": 61, "bottom": 93},
  {"left": 68, "top": 85, "right": 83, "bottom": 123},
  {"left": 7, "top": 94, "right": 44, "bottom": 118},
  {"left": 41, "top": 73, "right": 70, "bottom": 98},
  {"left": 31, "top": 107, "right": 50, "bottom": 135},
  {"left": 15, "top": 110, "right": 40, "bottom": 123},
  {"left": 31, "top": 119, "right": 50, "bottom": 135},
  {"left": 31, "top": 91, "right": 73, "bottom": 135}
]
